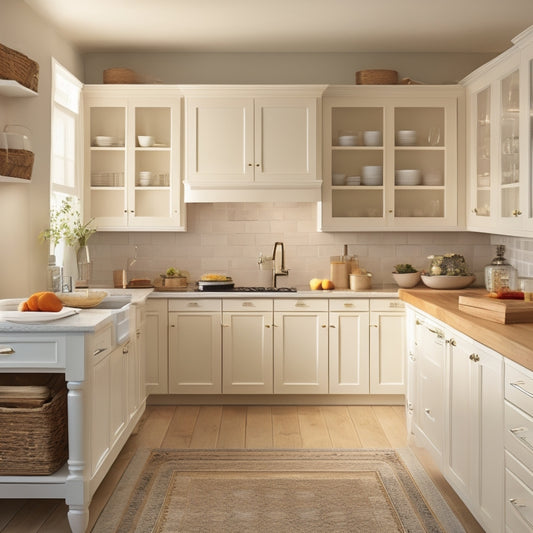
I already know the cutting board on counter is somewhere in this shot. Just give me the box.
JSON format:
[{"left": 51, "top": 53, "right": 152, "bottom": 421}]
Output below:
[{"left": 458, "top": 295, "right": 533, "bottom": 324}]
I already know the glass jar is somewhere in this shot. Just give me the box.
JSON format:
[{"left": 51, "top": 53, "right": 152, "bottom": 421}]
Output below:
[{"left": 484, "top": 245, "right": 517, "bottom": 292}]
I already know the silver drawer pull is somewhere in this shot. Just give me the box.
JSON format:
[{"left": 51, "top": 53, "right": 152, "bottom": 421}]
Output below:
[
  {"left": 509, "top": 427, "right": 533, "bottom": 451},
  {"left": 295, "top": 302, "right": 308, "bottom": 307},
  {"left": 93, "top": 347, "right": 107, "bottom": 356},
  {"left": 510, "top": 380, "right": 533, "bottom": 398},
  {"left": 509, "top": 499, "right": 533, "bottom": 529},
  {"left": 242, "top": 302, "right": 254, "bottom": 307},
  {"left": 0, "top": 346, "right": 15, "bottom": 355},
  {"left": 187, "top": 302, "right": 200, "bottom": 307},
  {"left": 427, "top": 327, "right": 444, "bottom": 339}
]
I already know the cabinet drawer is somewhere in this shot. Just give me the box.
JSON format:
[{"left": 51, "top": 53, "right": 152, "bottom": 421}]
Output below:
[
  {"left": 370, "top": 299, "right": 404, "bottom": 312},
  {"left": 223, "top": 299, "right": 273, "bottom": 312},
  {"left": 505, "top": 359, "right": 533, "bottom": 416},
  {"left": 505, "top": 400, "right": 533, "bottom": 471},
  {"left": 90, "top": 324, "right": 114, "bottom": 362},
  {"left": 274, "top": 299, "right": 328, "bottom": 312},
  {"left": 169, "top": 299, "right": 222, "bottom": 312},
  {"left": 505, "top": 451, "right": 533, "bottom": 533},
  {"left": 329, "top": 299, "right": 369, "bottom": 312},
  {"left": 0, "top": 335, "right": 67, "bottom": 368}
]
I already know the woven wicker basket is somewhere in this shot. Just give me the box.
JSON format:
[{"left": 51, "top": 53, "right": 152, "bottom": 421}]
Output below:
[
  {"left": 0, "top": 148, "right": 34, "bottom": 180},
  {"left": 0, "top": 44, "right": 39, "bottom": 92},
  {"left": 103, "top": 67, "right": 140, "bottom": 84},
  {"left": 0, "top": 374, "right": 68, "bottom": 475},
  {"left": 355, "top": 69, "right": 398, "bottom": 85}
]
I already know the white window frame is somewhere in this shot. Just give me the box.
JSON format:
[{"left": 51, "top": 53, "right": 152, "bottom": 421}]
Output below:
[{"left": 50, "top": 58, "right": 83, "bottom": 210}]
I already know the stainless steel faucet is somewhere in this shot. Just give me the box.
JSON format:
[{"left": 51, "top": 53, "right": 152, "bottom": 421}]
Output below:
[{"left": 272, "top": 241, "right": 289, "bottom": 287}]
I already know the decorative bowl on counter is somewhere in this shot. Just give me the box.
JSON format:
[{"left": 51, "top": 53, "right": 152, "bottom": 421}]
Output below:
[
  {"left": 55, "top": 290, "right": 108, "bottom": 308},
  {"left": 426, "top": 253, "right": 472, "bottom": 277},
  {"left": 421, "top": 275, "right": 476, "bottom": 290},
  {"left": 392, "top": 271, "right": 421, "bottom": 288}
]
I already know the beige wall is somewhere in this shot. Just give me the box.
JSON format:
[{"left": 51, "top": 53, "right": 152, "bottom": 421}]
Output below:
[
  {"left": 0, "top": 0, "right": 83, "bottom": 297},
  {"left": 83, "top": 51, "right": 496, "bottom": 86}
]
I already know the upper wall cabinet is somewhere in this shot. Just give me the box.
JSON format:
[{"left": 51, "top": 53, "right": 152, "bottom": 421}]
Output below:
[
  {"left": 464, "top": 26, "right": 533, "bottom": 237},
  {"left": 182, "top": 86, "right": 325, "bottom": 202},
  {"left": 320, "top": 85, "right": 464, "bottom": 232},
  {"left": 83, "top": 86, "right": 185, "bottom": 231}
]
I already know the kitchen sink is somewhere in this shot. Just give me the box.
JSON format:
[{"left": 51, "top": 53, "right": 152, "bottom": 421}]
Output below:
[{"left": 90, "top": 295, "right": 132, "bottom": 344}]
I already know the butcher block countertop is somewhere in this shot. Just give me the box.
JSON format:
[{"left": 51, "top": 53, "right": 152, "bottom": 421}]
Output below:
[{"left": 399, "top": 287, "right": 533, "bottom": 372}]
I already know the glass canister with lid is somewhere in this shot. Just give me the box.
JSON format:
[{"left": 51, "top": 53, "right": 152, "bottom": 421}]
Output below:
[{"left": 484, "top": 245, "right": 517, "bottom": 292}]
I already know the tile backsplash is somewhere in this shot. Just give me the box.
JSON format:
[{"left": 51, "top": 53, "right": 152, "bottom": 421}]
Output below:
[{"left": 86, "top": 203, "right": 501, "bottom": 289}]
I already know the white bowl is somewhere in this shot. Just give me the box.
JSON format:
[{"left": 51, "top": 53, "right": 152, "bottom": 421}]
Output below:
[
  {"left": 94, "top": 136, "right": 117, "bottom": 147},
  {"left": 138, "top": 135, "right": 155, "bottom": 147},
  {"left": 338, "top": 135, "right": 357, "bottom": 146},
  {"left": 363, "top": 131, "right": 381, "bottom": 146},
  {"left": 361, "top": 176, "right": 383, "bottom": 186},
  {"left": 332, "top": 173, "right": 346, "bottom": 185},
  {"left": 423, "top": 171, "right": 443, "bottom": 186},
  {"left": 395, "top": 169, "right": 422, "bottom": 185},
  {"left": 392, "top": 271, "right": 421, "bottom": 288},
  {"left": 139, "top": 178, "right": 151, "bottom": 186},
  {"left": 421, "top": 275, "right": 476, "bottom": 290},
  {"left": 396, "top": 130, "right": 417, "bottom": 146}
]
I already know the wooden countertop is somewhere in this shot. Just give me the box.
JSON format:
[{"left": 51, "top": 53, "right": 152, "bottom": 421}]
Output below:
[{"left": 399, "top": 287, "right": 533, "bottom": 372}]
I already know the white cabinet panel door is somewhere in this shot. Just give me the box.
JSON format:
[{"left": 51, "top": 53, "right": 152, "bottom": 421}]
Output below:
[
  {"left": 168, "top": 311, "right": 222, "bottom": 394},
  {"left": 223, "top": 311, "right": 273, "bottom": 394},
  {"left": 187, "top": 98, "right": 253, "bottom": 181},
  {"left": 255, "top": 98, "right": 316, "bottom": 181},
  {"left": 369, "top": 311, "right": 406, "bottom": 394},
  {"left": 274, "top": 311, "right": 328, "bottom": 394},
  {"left": 145, "top": 299, "right": 168, "bottom": 394},
  {"left": 329, "top": 311, "right": 370, "bottom": 394}
]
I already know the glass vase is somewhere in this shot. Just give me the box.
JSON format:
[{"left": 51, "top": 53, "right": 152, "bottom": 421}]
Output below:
[{"left": 76, "top": 245, "right": 92, "bottom": 287}]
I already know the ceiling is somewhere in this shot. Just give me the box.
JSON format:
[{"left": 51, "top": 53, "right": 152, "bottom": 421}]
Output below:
[{"left": 25, "top": 0, "right": 533, "bottom": 54}]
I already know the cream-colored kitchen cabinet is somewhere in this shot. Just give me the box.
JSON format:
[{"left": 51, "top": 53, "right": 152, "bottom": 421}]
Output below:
[
  {"left": 145, "top": 298, "right": 168, "bottom": 394},
  {"left": 412, "top": 311, "right": 446, "bottom": 466},
  {"left": 83, "top": 85, "right": 185, "bottom": 231},
  {"left": 321, "top": 85, "right": 463, "bottom": 231},
  {"left": 445, "top": 329, "right": 504, "bottom": 533},
  {"left": 328, "top": 299, "right": 370, "bottom": 394},
  {"left": 183, "top": 86, "right": 323, "bottom": 202},
  {"left": 109, "top": 342, "right": 128, "bottom": 446},
  {"left": 273, "top": 299, "right": 329, "bottom": 394},
  {"left": 369, "top": 299, "right": 406, "bottom": 394},
  {"left": 465, "top": 26, "right": 533, "bottom": 237},
  {"left": 222, "top": 299, "right": 274, "bottom": 394},
  {"left": 168, "top": 299, "right": 222, "bottom": 394}
]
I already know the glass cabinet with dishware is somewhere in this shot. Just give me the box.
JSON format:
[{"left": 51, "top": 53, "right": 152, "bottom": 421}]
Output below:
[
  {"left": 465, "top": 26, "right": 533, "bottom": 237},
  {"left": 320, "top": 85, "right": 462, "bottom": 231},
  {"left": 83, "top": 86, "right": 185, "bottom": 231}
]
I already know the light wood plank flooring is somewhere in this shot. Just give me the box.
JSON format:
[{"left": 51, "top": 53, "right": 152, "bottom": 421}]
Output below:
[{"left": 0, "top": 405, "right": 484, "bottom": 532}]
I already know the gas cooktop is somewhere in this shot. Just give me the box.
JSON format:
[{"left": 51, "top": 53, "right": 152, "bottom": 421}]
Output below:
[{"left": 196, "top": 286, "right": 297, "bottom": 292}]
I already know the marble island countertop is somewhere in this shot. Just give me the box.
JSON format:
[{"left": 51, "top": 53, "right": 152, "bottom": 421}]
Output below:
[{"left": 399, "top": 287, "right": 533, "bottom": 372}]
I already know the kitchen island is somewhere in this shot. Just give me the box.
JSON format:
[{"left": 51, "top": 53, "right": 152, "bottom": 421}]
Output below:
[{"left": 0, "top": 289, "right": 151, "bottom": 533}]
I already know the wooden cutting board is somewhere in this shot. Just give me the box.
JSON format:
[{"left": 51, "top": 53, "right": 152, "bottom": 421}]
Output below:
[{"left": 458, "top": 295, "right": 533, "bottom": 324}]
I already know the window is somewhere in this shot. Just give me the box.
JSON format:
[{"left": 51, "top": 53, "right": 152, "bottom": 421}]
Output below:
[{"left": 50, "top": 59, "right": 82, "bottom": 210}]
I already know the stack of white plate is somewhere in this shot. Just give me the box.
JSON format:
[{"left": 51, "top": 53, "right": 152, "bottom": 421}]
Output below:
[
  {"left": 396, "top": 130, "right": 417, "bottom": 146},
  {"left": 94, "top": 136, "right": 118, "bottom": 147},
  {"left": 363, "top": 131, "right": 381, "bottom": 146},
  {"left": 337, "top": 135, "right": 357, "bottom": 146},
  {"left": 395, "top": 169, "right": 421, "bottom": 186},
  {"left": 346, "top": 176, "right": 361, "bottom": 186},
  {"left": 361, "top": 165, "right": 383, "bottom": 186},
  {"left": 422, "top": 171, "right": 443, "bottom": 186}
]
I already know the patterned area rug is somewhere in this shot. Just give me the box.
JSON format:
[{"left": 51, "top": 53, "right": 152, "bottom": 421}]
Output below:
[{"left": 92, "top": 449, "right": 465, "bottom": 532}]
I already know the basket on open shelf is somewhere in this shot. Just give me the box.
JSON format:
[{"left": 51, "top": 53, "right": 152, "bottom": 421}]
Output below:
[
  {"left": 0, "top": 147, "right": 34, "bottom": 181},
  {"left": 0, "top": 43, "right": 39, "bottom": 92},
  {"left": 355, "top": 69, "right": 398, "bottom": 85},
  {"left": 0, "top": 374, "right": 68, "bottom": 475}
]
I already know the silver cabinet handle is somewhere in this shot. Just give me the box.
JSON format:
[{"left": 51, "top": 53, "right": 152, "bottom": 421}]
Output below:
[
  {"left": 447, "top": 338, "right": 456, "bottom": 346},
  {"left": 122, "top": 347, "right": 129, "bottom": 355},
  {"left": 187, "top": 302, "right": 200, "bottom": 307},
  {"left": 321, "top": 324, "right": 327, "bottom": 328},
  {"left": 427, "top": 326, "right": 444, "bottom": 339},
  {"left": 424, "top": 408, "right": 431, "bottom": 414},
  {"left": 93, "top": 347, "right": 106, "bottom": 356},
  {"left": 469, "top": 353, "right": 480, "bottom": 362},
  {"left": 510, "top": 380, "right": 533, "bottom": 398},
  {"left": 509, "top": 499, "right": 533, "bottom": 529},
  {"left": 329, "top": 325, "right": 336, "bottom": 328},
  {"left": 0, "top": 346, "right": 15, "bottom": 355},
  {"left": 242, "top": 302, "right": 254, "bottom": 307},
  {"left": 221, "top": 324, "right": 230, "bottom": 328},
  {"left": 295, "top": 302, "right": 308, "bottom": 307},
  {"left": 509, "top": 427, "right": 533, "bottom": 451},
  {"left": 265, "top": 324, "right": 271, "bottom": 328}
]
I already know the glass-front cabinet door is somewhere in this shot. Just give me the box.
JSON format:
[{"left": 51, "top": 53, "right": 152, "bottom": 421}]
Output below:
[
  {"left": 321, "top": 87, "right": 460, "bottom": 231},
  {"left": 83, "top": 87, "right": 184, "bottom": 231}
]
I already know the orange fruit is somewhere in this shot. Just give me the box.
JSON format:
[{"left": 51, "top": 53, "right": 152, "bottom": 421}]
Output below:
[
  {"left": 17, "top": 301, "right": 29, "bottom": 312},
  {"left": 26, "top": 291, "right": 45, "bottom": 311},
  {"left": 37, "top": 292, "right": 63, "bottom": 312}
]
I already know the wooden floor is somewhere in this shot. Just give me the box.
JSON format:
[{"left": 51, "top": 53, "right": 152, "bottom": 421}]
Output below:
[{"left": 0, "top": 404, "right": 484, "bottom": 532}]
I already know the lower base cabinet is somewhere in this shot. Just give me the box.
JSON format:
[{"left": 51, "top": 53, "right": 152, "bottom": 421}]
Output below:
[
  {"left": 406, "top": 305, "right": 504, "bottom": 533},
  {"left": 151, "top": 296, "right": 405, "bottom": 396}
]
